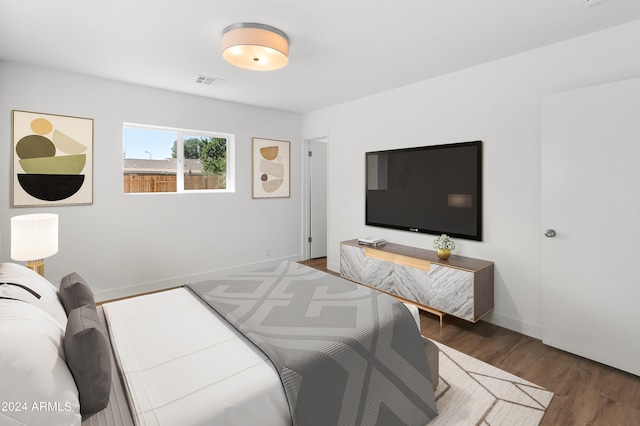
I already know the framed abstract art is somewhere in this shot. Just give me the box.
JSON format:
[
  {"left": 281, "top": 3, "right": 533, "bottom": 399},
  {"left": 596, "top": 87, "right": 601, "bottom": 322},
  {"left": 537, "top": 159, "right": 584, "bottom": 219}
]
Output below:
[
  {"left": 252, "top": 137, "right": 290, "bottom": 198},
  {"left": 12, "top": 110, "right": 93, "bottom": 207}
]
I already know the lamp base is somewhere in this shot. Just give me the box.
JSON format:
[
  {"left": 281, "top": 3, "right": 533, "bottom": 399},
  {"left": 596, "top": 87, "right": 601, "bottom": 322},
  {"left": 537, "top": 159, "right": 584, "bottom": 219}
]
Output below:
[{"left": 26, "top": 259, "right": 45, "bottom": 277}]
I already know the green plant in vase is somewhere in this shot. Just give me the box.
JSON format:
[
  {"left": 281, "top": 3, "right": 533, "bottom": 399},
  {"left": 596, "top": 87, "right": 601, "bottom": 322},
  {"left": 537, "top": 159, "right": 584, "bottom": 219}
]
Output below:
[{"left": 433, "top": 234, "right": 455, "bottom": 260}]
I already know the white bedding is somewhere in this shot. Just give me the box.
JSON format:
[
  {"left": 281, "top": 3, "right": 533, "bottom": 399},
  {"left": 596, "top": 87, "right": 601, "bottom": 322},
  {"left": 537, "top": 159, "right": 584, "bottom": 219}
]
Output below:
[
  {"left": 103, "top": 288, "right": 290, "bottom": 426},
  {"left": 103, "top": 287, "right": 422, "bottom": 426}
]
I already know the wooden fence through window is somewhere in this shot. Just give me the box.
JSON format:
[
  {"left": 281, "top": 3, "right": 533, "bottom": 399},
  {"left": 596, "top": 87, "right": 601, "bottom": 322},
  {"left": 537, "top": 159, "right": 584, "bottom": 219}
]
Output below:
[{"left": 123, "top": 175, "right": 223, "bottom": 193}]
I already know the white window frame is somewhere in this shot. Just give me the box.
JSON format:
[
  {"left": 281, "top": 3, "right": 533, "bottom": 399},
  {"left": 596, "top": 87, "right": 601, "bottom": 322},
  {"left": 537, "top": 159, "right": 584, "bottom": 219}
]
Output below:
[{"left": 123, "top": 123, "right": 235, "bottom": 194}]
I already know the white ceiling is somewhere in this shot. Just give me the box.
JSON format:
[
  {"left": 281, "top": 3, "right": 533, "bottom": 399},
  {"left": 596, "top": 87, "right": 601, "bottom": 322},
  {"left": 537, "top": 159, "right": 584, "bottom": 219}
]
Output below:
[{"left": 2, "top": 0, "right": 640, "bottom": 114}]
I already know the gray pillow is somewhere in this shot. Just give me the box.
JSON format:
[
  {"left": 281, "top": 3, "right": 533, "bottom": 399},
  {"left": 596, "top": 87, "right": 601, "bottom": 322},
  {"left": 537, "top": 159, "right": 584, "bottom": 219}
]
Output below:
[
  {"left": 64, "top": 305, "right": 111, "bottom": 415},
  {"left": 59, "top": 272, "right": 95, "bottom": 315}
]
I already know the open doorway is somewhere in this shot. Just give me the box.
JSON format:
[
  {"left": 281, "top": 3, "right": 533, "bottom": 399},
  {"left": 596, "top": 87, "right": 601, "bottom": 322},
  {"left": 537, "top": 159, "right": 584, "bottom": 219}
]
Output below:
[{"left": 304, "top": 136, "right": 328, "bottom": 259}]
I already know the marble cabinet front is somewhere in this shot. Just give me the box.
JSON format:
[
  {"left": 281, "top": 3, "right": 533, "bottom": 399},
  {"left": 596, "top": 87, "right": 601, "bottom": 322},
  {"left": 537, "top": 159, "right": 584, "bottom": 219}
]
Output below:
[{"left": 340, "top": 244, "right": 474, "bottom": 321}]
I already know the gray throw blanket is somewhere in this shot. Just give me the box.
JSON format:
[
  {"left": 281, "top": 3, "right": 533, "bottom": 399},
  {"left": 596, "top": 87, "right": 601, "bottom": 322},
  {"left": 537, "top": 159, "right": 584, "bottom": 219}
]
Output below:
[{"left": 187, "top": 261, "right": 437, "bottom": 425}]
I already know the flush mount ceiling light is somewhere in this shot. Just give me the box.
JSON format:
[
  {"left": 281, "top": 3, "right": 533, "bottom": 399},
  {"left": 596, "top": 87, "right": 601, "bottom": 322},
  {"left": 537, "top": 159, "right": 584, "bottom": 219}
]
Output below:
[{"left": 222, "top": 23, "right": 289, "bottom": 71}]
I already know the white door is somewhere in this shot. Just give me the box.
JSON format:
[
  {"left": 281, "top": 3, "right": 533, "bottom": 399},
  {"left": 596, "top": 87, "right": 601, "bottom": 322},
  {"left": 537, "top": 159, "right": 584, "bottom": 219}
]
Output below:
[
  {"left": 541, "top": 78, "right": 640, "bottom": 376},
  {"left": 309, "top": 139, "right": 327, "bottom": 259}
]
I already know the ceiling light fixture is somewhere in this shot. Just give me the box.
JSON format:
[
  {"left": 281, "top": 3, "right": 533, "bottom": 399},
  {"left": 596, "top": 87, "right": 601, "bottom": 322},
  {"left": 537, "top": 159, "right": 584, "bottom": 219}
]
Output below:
[{"left": 222, "top": 23, "right": 289, "bottom": 71}]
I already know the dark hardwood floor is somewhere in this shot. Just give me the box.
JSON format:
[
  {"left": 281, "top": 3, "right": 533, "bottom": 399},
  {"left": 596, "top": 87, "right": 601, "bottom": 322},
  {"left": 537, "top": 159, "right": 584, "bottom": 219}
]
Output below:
[{"left": 300, "top": 257, "right": 640, "bottom": 426}]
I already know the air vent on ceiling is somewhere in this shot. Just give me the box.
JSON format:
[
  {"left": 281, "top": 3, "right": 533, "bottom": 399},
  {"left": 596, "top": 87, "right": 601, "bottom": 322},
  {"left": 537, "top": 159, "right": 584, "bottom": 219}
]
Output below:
[{"left": 195, "top": 75, "right": 226, "bottom": 86}]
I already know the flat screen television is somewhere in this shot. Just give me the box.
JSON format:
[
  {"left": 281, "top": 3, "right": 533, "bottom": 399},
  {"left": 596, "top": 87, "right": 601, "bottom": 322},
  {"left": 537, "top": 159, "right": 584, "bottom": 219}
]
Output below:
[{"left": 366, "top": 140, "right": 482, "bottom": 241}]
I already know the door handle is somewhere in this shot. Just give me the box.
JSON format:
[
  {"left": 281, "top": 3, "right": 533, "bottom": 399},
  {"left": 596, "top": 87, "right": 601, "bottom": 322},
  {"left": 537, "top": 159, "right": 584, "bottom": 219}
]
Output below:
[{"left": 544, "top": 229, "right": 556, "bottom": 238}]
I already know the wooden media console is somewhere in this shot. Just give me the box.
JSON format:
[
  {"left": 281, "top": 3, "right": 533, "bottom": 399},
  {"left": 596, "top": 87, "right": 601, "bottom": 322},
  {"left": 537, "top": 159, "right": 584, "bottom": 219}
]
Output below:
[{"left": 340, "top": 239, "right": 494, "bottom": 325}]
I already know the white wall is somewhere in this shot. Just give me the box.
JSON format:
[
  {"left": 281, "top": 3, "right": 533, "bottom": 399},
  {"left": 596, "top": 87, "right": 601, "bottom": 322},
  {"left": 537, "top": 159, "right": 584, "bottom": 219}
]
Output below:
[
  {"left": 0, "top": 62, "right": 303, "bottom": 301},
  {"left": 303, "top": 20, "right": 640, "bottom": 338}
]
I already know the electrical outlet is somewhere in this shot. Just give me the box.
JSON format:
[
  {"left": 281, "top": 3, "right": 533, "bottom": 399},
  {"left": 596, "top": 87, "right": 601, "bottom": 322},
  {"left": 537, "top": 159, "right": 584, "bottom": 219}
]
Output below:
[{"left": 265, "top": 247, "right": 271, "bottom": 256}]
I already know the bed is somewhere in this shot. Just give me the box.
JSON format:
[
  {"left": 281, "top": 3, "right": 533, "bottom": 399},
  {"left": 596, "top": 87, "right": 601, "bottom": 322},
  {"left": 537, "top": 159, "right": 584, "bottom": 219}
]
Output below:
[{"left": 1, "top": 260, "right": 438, "bottom": 425}]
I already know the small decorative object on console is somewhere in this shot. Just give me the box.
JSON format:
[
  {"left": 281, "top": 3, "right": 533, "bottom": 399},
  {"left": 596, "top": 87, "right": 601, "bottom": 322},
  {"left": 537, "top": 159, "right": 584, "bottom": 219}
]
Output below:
[
  {"left": 433, "top": 234, "right": 455, "bottom": 260},
  {"left": 358, "top": 236, "right": 387, "bottom": 247}
]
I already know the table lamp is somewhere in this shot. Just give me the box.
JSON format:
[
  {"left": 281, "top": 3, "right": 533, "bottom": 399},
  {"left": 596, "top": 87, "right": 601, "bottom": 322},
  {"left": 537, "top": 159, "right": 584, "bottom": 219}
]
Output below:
[{"left": 11, "top": 213, "right": 59, "bottom": 276}]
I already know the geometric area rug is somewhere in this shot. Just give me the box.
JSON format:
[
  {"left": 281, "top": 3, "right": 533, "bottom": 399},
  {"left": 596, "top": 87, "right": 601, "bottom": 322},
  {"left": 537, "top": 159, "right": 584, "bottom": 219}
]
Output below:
[{"left": 428, "top": 340, "right": 554, "bottom": 426}]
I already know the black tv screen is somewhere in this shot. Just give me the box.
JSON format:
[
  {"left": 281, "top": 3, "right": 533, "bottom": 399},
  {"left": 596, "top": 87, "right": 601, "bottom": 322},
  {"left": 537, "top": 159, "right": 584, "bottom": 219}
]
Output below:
[{"left": 366, "top": 140, "right": 482, "bottom": 241}]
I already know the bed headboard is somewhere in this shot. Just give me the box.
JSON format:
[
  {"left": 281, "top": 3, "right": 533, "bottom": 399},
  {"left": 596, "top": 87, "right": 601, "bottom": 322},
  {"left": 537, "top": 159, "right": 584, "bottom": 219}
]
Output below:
[{"left": 0, "top": 263, "right": 116, "bottom": 425}]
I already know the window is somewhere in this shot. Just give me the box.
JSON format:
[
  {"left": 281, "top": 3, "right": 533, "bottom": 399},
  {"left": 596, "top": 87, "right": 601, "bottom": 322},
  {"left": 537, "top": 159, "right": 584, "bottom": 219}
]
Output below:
[{"left": 123, "top": 124, "right": 234, "bottom": 194}]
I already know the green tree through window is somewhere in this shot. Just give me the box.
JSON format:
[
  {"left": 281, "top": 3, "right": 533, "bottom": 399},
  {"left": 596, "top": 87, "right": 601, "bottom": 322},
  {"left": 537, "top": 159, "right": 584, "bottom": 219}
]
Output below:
[
  {"left": 200, "top": 138, "right": 227, "bottom": 176},
  {"left": 172, "top": 137, "right": 227, "bottom": 176}
]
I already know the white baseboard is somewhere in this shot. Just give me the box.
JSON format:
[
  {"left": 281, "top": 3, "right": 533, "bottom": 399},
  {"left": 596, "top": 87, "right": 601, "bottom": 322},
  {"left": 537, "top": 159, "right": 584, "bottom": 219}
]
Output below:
[
  {"left": 95, "top": 255, "right": 543, "bottom": 342},
  {"left": 481, "top": 311, "right": 543, "bottom": 340},
  {"left": 94, "top": 255, "right": 301, "bottom": 303},
  {"left": 327, "top": 260, "right": 340, "bottom": 274}
]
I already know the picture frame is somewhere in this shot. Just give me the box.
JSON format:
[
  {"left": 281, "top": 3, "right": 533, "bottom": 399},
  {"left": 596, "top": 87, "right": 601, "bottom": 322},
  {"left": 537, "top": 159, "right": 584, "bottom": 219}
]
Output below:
[
  {"left": 12, "top": 110, "right": 93, "bottom": 207},
  {"left": 252, "top": 137, "right": 290, "bottom": 198}
]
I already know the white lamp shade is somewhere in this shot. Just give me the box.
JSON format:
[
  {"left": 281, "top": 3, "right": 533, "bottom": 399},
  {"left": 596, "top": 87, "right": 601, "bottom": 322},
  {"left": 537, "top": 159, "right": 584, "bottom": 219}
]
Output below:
[
  {"left": 222, "top": 23, "right": 289, "bottom": 71},
  {"left": 11, "top": 214, "right": 59, "bottom": 261}
]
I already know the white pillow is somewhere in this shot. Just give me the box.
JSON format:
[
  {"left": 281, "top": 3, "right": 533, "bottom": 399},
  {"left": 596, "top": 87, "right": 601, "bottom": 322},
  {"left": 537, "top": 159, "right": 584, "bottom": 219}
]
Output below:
[
  {"left": 0, "top": 300, "right": 81, "bottom": 426},
  {"left": 0, "top": 262, "right": 67, "bottom": 329}
]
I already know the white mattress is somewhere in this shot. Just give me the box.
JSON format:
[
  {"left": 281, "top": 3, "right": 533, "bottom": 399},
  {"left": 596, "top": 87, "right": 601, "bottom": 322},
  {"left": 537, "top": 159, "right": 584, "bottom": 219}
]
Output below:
[
  {"left": 103, "top": 287, "right": 422, "bottom": 426},
  {"left": 102, "top": 288, "right": 290, "bottom": 426}
]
